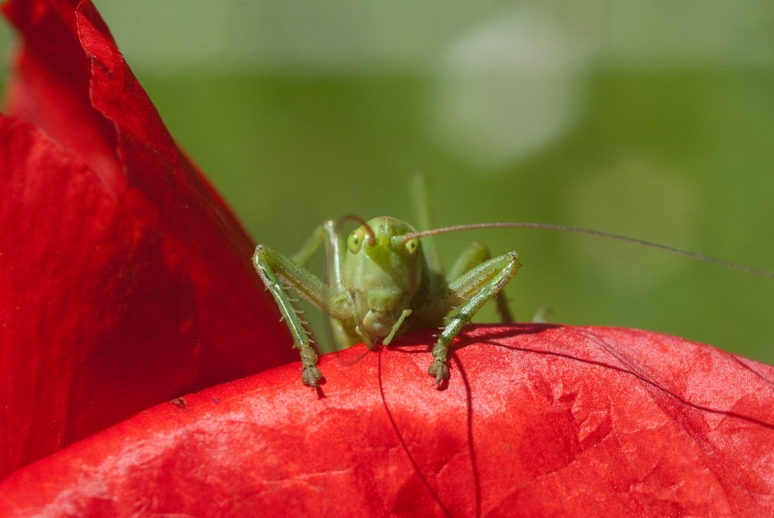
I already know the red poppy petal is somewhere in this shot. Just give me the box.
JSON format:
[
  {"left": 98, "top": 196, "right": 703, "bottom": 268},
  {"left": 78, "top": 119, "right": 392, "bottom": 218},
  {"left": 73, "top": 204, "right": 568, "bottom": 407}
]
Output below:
[
  {"left": 1, "top": 325, "right": 771, "bottom": 517},
  {"left": 0, "top": 0, "right": 293, "bottom": 478}
]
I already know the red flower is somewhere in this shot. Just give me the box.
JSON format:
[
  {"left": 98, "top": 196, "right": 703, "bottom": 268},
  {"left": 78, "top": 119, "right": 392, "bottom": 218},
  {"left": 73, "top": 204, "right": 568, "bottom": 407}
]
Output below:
[
  {"left": 1, "top": 326, "right": 774, "bottom": 516},
  {"left": 2, "top": 2, "right": 774, "bottom": 516},
  {"left": 0, "top": 0, "right": 294, "bottom": 479}
]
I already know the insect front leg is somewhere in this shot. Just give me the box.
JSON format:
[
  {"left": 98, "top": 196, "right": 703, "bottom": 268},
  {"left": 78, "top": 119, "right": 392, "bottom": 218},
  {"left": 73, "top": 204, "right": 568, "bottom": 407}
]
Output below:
[
  {"left": 290, "top": 220, "right": 363, "bottom": 350},
  {"left": 446, "top": 241, "right": 514, "bottom": 323},
  {"left": 415, "top": 251, "right": 521, "bottom": 384},
  {"left": 253, "top": 244, "right": 352, "bottom": 387}
]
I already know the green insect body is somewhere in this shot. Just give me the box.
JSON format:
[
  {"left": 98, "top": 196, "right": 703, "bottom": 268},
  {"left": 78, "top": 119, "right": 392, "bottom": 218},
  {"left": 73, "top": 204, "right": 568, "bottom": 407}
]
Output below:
[
  {"left": 253, "top": 174, "right": 774, "bottom": 389},
  {"left": 253, "top": 215, "right": 520, "bottom": 387}
]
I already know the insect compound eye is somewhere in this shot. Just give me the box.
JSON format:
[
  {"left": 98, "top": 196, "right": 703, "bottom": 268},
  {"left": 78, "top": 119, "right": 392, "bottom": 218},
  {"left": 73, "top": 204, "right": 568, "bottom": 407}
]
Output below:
[
  {"left": 405, "top": 238, "right": 421, "bottom": 258},
  {"left": 348, "top": 228, "right": 366, "bottom": 254}
]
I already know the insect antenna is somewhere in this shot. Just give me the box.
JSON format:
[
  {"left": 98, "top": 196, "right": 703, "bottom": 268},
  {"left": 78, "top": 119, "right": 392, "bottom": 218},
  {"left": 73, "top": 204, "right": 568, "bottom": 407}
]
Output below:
[
  {"left": 396, "top": 222, "right": 774, "bottom": 280},
  {"left": 336, "top": 214, "right": 376, "bottom": 246},
  {"left": 336, "top": 344, "right": 374, "bottom": 367}
]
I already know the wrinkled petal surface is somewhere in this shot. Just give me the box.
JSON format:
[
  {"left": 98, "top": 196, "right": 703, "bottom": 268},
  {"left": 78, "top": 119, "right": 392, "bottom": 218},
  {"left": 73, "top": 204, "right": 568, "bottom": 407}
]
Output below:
[
  {"left": 0, "top": 0, "right": 293, "bottom": 478},
  {"left": 1, "top": 325, "right": 772, "bottom": 517}
]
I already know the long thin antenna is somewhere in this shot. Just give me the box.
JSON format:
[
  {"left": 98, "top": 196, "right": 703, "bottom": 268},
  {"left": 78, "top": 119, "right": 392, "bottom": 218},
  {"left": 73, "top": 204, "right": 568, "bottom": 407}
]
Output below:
[
  {"left": 398, "top": 222, "right": 774, "bottom": 279},
  {"left": 337, "top": 214, "right": 376, "bottom": 246}
]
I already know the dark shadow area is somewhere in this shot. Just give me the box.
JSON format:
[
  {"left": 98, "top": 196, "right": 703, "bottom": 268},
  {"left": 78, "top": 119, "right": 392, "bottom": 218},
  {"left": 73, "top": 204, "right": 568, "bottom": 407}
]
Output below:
[
  {"left": 453, "top": 323, "right": 561, "bottom": 349},
  {"left": 450, "top": 353, "right": 481, "bottom": 518},
  {"left": 330, "top": 322, "right": 772, "bottom": 518},
  {"left": 471, "top": 330, "right": 774, "bottom": 432},
  {"left": 387, "top": 323, "right": 560, "bottom": 355},
  {"left": 377, "top": 349, "right": 454, "bottom": 518}
]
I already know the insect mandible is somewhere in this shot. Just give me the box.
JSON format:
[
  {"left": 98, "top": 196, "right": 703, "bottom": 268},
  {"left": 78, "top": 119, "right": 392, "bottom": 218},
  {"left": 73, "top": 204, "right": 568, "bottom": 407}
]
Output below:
[{"left": 253, "top": 175, "right": 774, "bottom": 388}]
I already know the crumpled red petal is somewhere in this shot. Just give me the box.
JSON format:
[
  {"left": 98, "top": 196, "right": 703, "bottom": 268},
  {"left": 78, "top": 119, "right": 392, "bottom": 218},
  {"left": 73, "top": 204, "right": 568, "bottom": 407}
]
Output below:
[
  {"left": 1, "top": 325, "right": 771, "bottom": 517},
  {"left": 0, "top": 0, "right": 293, "bottom": 478}
]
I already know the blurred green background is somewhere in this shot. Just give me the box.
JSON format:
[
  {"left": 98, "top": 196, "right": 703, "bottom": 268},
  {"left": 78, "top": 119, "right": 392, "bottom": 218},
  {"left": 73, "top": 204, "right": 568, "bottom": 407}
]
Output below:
[{"left": 2, "top": 1, "right": 773, "bottom": 362}]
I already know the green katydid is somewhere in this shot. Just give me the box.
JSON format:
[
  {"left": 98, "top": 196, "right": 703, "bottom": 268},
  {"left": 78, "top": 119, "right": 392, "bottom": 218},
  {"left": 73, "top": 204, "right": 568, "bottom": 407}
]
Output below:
[{"left": 253, "top": 176, "right": 774, "bottom": 388}]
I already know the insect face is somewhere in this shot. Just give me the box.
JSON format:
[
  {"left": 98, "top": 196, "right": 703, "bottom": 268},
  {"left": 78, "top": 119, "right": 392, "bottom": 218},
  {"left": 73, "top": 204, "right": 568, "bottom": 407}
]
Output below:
[{"left": 343, "top": 217, "right": 423, "bottom": 337}]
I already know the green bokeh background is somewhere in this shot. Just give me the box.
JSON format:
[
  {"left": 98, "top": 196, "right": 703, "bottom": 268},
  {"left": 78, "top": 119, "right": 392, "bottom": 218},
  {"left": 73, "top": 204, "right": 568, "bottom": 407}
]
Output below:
[{"left": 2, "top": 1, "right": 773, "bottom": 361}]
